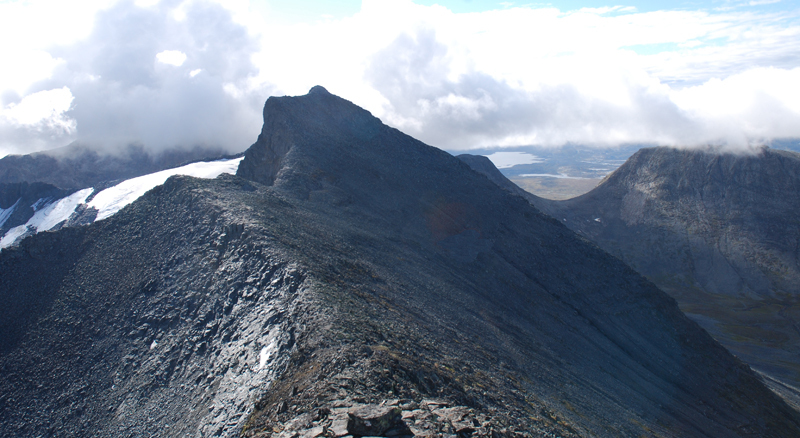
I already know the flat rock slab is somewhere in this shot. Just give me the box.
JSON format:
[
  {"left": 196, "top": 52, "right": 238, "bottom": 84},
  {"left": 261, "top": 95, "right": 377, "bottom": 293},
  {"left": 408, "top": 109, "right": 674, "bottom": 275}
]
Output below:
[{"left": 347, "top": 405, "right": 402, "bottom": 436}]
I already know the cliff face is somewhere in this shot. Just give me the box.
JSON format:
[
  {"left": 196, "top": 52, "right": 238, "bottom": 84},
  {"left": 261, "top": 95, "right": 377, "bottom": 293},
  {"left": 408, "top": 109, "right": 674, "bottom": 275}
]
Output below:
[
  {"left": 529, "top": 146, "right": 800, "bottom": 394},
  {"left": 1, "top": 89, "right": 798, "bottom": 438},
  {"left": 236, "top": 85, "right": 382, "bottom": 187},
  {"left": 548, "top": 146, "right": 800, "bottom": 297}
]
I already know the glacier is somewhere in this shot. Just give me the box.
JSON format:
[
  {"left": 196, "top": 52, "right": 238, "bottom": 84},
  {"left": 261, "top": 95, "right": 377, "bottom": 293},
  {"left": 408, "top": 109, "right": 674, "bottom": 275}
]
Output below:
[{"left": 0, "top": 157, "right": 243, "bottom": 249}]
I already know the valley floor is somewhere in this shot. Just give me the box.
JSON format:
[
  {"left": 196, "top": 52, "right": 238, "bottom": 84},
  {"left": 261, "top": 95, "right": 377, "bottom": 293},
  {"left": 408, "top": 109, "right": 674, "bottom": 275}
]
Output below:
[{"left": 511, "top": 176, "right": 602, "bottom": 200}]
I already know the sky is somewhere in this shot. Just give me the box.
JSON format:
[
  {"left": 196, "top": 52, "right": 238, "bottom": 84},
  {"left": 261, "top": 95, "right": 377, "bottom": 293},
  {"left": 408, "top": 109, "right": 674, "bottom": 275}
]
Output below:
[{"left": 0, "top": 0, "right": 798, "bottom": 157}]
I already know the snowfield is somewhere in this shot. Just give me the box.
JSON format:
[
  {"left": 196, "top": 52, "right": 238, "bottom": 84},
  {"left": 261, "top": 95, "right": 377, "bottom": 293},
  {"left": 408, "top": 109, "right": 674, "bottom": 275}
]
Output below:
[
  {"left": 89, "top": 158, "right": 243, "bottom": 221},
  {"left": 0, "top": 157, "right": 243, "bottom": 249},
  {"left": 33, "top": 188, "right": 95, "bottom": 231},
  {"left": 0, "top": 199, "right": 20, "bottom": 228}
]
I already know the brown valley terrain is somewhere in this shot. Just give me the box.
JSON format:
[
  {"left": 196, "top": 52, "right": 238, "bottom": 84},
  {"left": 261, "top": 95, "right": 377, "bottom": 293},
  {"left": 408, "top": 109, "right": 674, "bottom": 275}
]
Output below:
[{"left": 508, "top": 176, "right": 602, "bottom": 201}]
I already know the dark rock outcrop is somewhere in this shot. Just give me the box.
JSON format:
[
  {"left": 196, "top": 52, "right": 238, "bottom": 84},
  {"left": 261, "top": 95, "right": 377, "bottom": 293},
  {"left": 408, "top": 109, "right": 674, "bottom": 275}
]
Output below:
[{"left": 1, "top": 89, "right": 799, "bottom": 438}]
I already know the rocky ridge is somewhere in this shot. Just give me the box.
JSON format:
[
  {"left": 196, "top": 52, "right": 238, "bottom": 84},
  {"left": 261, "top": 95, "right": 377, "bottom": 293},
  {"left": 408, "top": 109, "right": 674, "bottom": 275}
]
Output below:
[{"left": 1, "top": 88, "right": 799, "bottom": 437}]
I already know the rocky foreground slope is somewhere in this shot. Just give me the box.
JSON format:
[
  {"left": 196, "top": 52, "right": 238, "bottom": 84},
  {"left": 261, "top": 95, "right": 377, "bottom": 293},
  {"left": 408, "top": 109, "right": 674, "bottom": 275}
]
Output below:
[
  {"left": 517, "top": 146, "right": 800, "bottom": 398},
  {"left": 1, "top": 87, "right": 799, "bottom": 437}
]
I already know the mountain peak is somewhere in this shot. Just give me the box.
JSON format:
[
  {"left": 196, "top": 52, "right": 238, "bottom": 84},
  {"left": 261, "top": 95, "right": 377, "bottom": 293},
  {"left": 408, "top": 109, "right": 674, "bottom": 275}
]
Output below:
[
  {"left": 308, "top": 85, "right": 330, "bottom": 95},
  {"left": 236, "top": 86, "right": 383, "bottom": 187}
]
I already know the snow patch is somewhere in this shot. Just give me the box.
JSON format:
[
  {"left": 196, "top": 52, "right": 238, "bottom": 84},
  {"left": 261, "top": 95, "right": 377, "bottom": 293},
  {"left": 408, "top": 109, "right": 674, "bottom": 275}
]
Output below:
[
  {"left": 0, "top": 225, "right": 30, "bottom": 249},
  {"left": 0, "top": 158, "right": 242, "bottom": 249},
  {"left": 0, "top": 198, "right": 20, "bottom": 228},
  {"left": 31, "top": 188, "right": 94, "bottom": 232},
  {"left": 30, "top": 197, "right": 49, "bottom": 211},
  {"left": 258, "top": 340, "right": 277, "bottom": 371},
  {"left": 88, "top": 158, "right": 243, "bottom": 221},
  {"left": 0, "top": 188, "right": 93, "bottom": 249}
]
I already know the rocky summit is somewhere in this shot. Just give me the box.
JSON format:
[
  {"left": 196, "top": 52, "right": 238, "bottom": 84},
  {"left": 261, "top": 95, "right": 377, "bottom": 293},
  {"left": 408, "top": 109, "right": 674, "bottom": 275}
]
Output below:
[
  {"left": 1, "top": 88, "right": 799, "bottom": 438},
  {"left": 523, "top": 146, "right": 800, "bottom": 402}
]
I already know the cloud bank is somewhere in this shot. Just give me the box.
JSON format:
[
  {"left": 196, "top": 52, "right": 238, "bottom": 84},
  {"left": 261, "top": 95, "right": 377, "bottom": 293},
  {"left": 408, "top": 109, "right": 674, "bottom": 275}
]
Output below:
[
  {"left": 365, "top": 27, "right": 800, "bottom": 150},
  {"left": 1, "top": 0, "right": 268, "bottom": 156},
  {"left": 355, "top": 2, "right": 800, "bottom": 150},
  {"left": 1, "top": 0, "right": 799, "bottom": 156}
]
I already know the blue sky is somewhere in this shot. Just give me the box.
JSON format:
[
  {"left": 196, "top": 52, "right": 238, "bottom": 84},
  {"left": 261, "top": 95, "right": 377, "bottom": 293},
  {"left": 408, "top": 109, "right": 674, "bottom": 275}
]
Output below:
[
  {"left": 257, "top": 0, "right": 798, "bottom": 19},
  {"left": 0, "top": 0, "right": 798, "bottom": 155}
]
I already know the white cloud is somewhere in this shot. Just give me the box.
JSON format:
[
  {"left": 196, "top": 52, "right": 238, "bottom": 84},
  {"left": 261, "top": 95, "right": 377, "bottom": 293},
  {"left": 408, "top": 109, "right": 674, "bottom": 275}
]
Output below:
[
  {"left": 485, "top": 151, "right": 543, "bottom": 168},
  {"left": 671, "top": 67, "right": 800, "bottom": 145},
  {"left": 0, "top": 0, "right": 798, "bottom": 156},
  {"left": 22, "top": 0, "right": 268, "bottom": 155},
  {"left": 0, "top": 50, "right": 64, "bottom": 98},
  {"left": 1, "top": 87, "right": 74, "bottom": 126},
  {"left": 156, "top": 50, "right": 187, "bottom": 66},
  {"left": 236, "top": 0, "right": 799, "bottom": 150},
  {"left": 0, "top": 87, "right": 76, "bottom": 156}
]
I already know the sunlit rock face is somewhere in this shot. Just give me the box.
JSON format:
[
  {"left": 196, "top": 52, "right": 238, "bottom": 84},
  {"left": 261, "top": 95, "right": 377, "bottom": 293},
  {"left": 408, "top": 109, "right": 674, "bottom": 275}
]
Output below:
[
  {"left": 0, "top": 175, "right": 305, "bottom": 437},
  {"left": 1, "top": 88, "right": 799, "bottom": 438}
]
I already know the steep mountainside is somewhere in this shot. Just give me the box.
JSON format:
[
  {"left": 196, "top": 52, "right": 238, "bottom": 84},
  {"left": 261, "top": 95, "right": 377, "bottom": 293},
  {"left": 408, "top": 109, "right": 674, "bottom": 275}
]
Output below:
[
  {"left": 1, "top": 88, "right": 799, "bottom": 437},
  {"left": 0, "top": 142, "right": 232, "bottom": 190},
  {"left": 531, "top": 146, "right": 800, "bottom": 394}
]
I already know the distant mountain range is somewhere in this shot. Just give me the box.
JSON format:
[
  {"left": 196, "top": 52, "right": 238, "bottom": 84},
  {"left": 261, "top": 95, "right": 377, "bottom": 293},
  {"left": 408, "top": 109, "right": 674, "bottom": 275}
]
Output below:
[
  {"left": 0, "top": 158, "right": 242, "bottom": 249},
  {"left": 461, "top": 140, "right": 800, "bottom": 200},
  {"left": 460, "top": 140, "right": 800, "bottom": 182},
  {"left": 0, "top": 142, "right": 234, "bottom": 190},
  {"left": 1, "top": 86, "right": 797, "bottom": 437}
]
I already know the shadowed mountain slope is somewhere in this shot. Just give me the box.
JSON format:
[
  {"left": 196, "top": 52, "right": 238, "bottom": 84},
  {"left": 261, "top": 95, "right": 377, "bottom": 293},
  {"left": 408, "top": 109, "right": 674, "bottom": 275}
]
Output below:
[
  {"left": 530, "top": 146, "right": 800, "bottom": 396},
  {"left": 455, "top": 154, "right": 541, "bottom": 203},
  {"left": 1, "top": 88, "right": 798, "bottom": 437}
]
